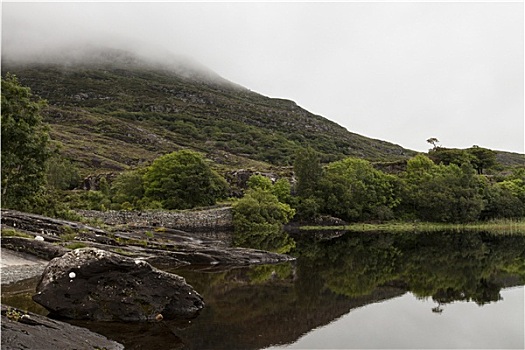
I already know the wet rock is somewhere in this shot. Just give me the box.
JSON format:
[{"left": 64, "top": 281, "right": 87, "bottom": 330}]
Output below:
[
  {"left": 33, "top": 248, "right": 204, "bottom": 321},
  {"left": 1, "top": 304, "right": 124, "bottom": 350}
]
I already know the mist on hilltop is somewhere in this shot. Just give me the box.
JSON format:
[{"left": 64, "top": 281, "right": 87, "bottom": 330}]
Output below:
[{"left": 2, "top": 29, "right": 234, "bottom": 87}]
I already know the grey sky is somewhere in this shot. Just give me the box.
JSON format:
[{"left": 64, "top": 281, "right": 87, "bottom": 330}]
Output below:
[{"left": 2, "top": 1, "right": 523, "bottom": 153}]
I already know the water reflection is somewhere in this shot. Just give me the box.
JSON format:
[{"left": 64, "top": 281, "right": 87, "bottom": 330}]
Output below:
[
  {"left": 2, "top": 230, "right": 524, "bottom": 349},
  {"left": 234, "top": 227, "right": 296, "bottom": 254},
  {"left": 171, "top": 230, "right": 525, "bottom": 349},
  {"left": 266, "top": 287, "right": 524, "bottom": 350},
  {"left": 293, "top": 230, "right": 525, "bottom": 307}
]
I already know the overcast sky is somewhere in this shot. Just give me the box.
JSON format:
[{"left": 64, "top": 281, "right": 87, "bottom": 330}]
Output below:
[{"left": 2, "top": 1, "right": 523, "bottom": 153}]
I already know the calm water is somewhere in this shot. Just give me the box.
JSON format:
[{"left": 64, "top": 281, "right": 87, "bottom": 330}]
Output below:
[
  {"left": 266, "top": 287, "right": 524, "bottom": 349},
  {"left": 3, "top": 230, "right": 524, "bottom": 349}
]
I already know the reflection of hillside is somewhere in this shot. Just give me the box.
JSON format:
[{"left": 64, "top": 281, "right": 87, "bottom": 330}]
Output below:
[{"left": 2, "top": 230, "right": 523, "bottom": 350}]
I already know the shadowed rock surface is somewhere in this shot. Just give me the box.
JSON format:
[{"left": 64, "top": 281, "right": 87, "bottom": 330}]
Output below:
[
  {"left": 1, "top": 304, "right": 124, "bottom": 350},
  {"left": 33, "top": 248, "right": 205, "bottom": 321},
  {"left": 1, "top": 209, "right": 295, "bottom": 269}
]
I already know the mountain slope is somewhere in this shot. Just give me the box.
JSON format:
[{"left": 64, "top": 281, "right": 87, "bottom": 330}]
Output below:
[{"left": 3, "top": 49, "right": 415, "bottom": 173}]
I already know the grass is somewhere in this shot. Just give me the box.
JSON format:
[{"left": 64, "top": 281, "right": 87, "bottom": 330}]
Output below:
[
  {"left": 0, "top": 229, "right": 33, "bottom": 239},
  {"left": 5, "top": 307, "right": 24, "bottom": 322},
  {"left": 300, "top": 219, "right": 525, "bottom": 235}
]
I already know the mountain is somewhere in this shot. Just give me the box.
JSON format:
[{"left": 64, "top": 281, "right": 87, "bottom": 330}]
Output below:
[{"left": 0, "top": 48, "right": 443, "bottom": 174}]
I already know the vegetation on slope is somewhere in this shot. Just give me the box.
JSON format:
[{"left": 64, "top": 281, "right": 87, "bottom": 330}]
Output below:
[
  {"left": 2, "top": 49, "right": 415, "bottom": 174},
  {"left": 2, "top": 52, "right": 523, "bottom": 249}
]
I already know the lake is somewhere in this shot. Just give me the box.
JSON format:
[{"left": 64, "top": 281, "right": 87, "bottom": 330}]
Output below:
[{"left": 3, "top": 230, "right": 524, "bottom": 349}]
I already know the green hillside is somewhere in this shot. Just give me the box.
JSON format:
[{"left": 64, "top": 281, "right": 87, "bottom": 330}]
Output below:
[{"left": 2, "top": 49, "right": 415, "bottom": 174}]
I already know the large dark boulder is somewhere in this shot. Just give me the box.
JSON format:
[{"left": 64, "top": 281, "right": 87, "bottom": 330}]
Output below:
[{"left": 33, "top": 248, "right": 204, "bottom": 321}]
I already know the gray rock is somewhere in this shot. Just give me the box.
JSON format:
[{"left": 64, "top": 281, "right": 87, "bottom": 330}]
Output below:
[
  {"left": 33, "top": 248, "right": 204, "bottom": 321},
  {"left": 1, "top": 236, "right": 69, "bottom": 261},
  {"left": 1, "top": 209, "right": 108, "bottom": 239},
  {"left": 1, "top": 304, "right": 124, "bottom": 350}
]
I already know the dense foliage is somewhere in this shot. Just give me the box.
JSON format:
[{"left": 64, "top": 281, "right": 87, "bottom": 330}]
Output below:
[
  {"left": 64, "top": 150, "right": 228, "bottom": 211},
  {"left": 232, "top": 178, "right": 296, "bottom": 253},
  {"left": 428, "top": 146, "right": 498, "bottom": 174},
  {"left": 292, "top": 149, "right": 525, "bottom": 223},
  {"left": 1, "top": 74, "right": 51, "bottom": 211},
  {"left": 319, "top": 158, "right": 399, "bottom": 222},
  {"left": 143, "top": 150, "right": 228, "bottom": 209},
  {"left": 397, "top": 155, "right": 485, "bottom": 222},
  {"left": 2, "top": 68, "right": 523, "bottom": 256}
]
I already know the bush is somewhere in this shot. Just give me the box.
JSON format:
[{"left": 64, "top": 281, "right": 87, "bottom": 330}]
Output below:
[
  {"left": 232, "top": 188, "right": 295, "bottom": 253},
  {"left": 143, "top": 150, "right": 228, "bottom": 209}
]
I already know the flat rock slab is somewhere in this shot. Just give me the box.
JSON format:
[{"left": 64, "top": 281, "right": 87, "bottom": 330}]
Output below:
[
  {"left": 33, "top": 247, "right": 204, "bottom": 321},
  {"left": 1, "top": 248, "right": 49, "bottom": 267},
  {"left": 1, "top": 304, "right": 124, "bottom": 350},
  {"left": 1, "top": 248, "right": 49, "bottom": 285}
]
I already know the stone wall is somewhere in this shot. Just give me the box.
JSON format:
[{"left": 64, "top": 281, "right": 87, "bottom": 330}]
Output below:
[{"left": 77, "top": 207, "right": 233, "bottom": 233}]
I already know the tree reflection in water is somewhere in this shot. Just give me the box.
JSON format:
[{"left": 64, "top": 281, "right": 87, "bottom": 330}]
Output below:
[
  {"left": 2, "top": 230, "right": 524, "bottom": 349},
  {"left": 170, "top": 230, "right": 525, "bottom": 349},
  {"left": 307, "top": 230, "right": 524, "bottom": 306}
]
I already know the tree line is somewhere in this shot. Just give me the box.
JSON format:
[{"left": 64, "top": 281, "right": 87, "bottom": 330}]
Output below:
[
  {"left": 294, "top": 146, "right": 525, "bottom": 223},
  {"left": 2, "top": 74, "right": 524, "bottom": 230}
]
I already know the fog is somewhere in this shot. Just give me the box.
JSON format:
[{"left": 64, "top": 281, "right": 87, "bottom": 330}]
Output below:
[{"left": 2, "top": 1, "right": 523, "bottom": 153}]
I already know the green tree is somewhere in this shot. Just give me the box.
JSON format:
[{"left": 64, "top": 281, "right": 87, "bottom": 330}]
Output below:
[
  {"left": 427, "top": 137, "right": 440, "bottom": 149},
  {"left": 294, "top": 196, "right": 323, "bottom": 222},
  {"left": 467, "top": 146, "right": 497, "bottom": 175},
  {"left": 111, "top": 169, "right": 146, "bottom": 206},
  {"left": 272, "top": 178, "right": 293, "bottom": 204},
  {"left": 428, "top": 147, "right": 473, "bottom": 167},
  {"left": 481, "top": 179, "right": 525, "bottom": 219},
  {"left": 1, "top": 74, "right": 52, "bottom": 211},
  {"left": 293, "top": 146, "right": 322, "bottom": 198},
  {"left": 399, "top": 155, "right": 485, "bottom": 222},
  {"left": 46, "top": 153, "right": 80, "bottom": 190},
  {"left": 232, "top": 188, "right": 296, "bottom": 253},
  {"left": 98, "top": 177, "right": 111, "bottom": 197},
  {"left": 318, "top": 157, "right": 399, "bottom": 222},
  {"left": 247, "top": 174, "right": 273, "bottom": 191},
  {"left": 247, "top": 174, "right": 293, "bottom": 204},
  {"left": 143, "top": 150, "right": 228, "bottom": 209}
]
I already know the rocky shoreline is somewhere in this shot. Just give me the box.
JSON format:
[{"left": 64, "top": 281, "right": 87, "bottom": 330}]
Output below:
[
  {"left": 1, "top": 209, "right": 295, "bottom": 268},
  {"left": 1, "top": 208, "right": 295, "bottom": 349}
]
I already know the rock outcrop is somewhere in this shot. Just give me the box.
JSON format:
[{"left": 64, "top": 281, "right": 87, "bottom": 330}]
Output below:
[
  {"left": 1, "top": 304, "right": 124, "bottom": 350},
  {"left": 1, "top": 209, "right": 108, "bottom": 240},
  {"left": 33, "top": 248, "right": 205, "bottom": 321},
  {"left": 1, "top": 236, "right": 70, "bottom": 261},
  {"left": 1, "top": 209, "right": 295, "bottom": 270}
]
